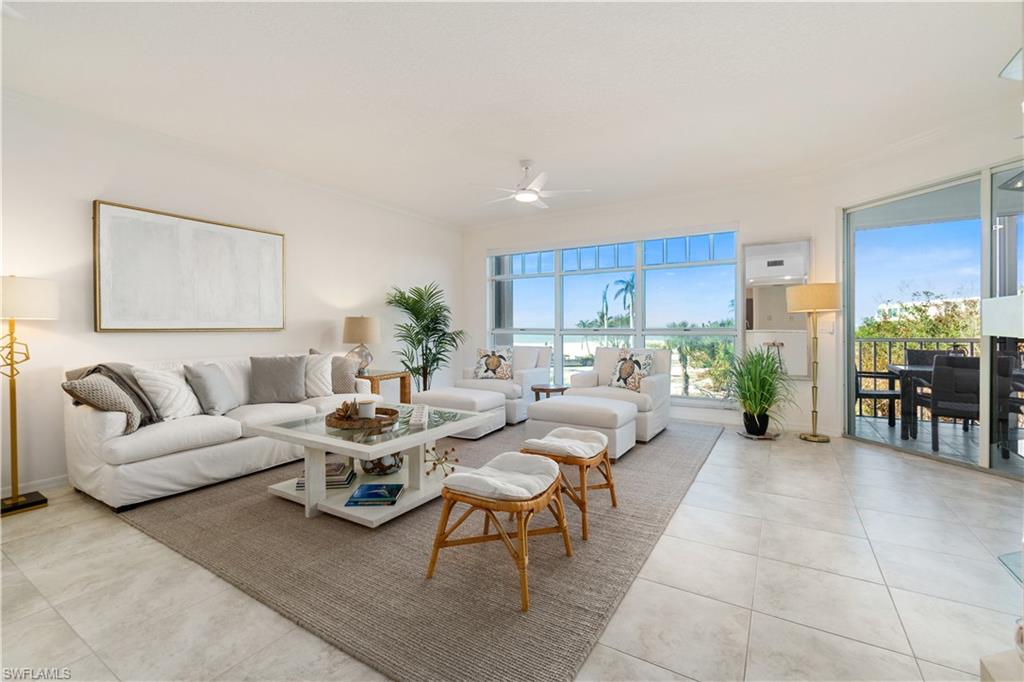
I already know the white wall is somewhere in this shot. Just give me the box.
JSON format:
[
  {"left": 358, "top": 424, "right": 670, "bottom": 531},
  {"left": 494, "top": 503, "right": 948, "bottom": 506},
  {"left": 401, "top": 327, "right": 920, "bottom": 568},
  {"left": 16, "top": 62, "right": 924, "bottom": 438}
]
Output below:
[
  {"left": 2, "top": 92, "right": 462, "bottom": 492},
  {"left": 458, "top": 106, "right": 1021, "bottom": 435}
]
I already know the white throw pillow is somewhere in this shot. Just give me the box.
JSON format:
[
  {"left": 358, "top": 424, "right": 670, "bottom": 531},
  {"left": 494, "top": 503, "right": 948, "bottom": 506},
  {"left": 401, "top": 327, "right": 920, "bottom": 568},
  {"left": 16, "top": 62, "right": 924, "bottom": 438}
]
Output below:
[
  {"left": 305, "top": 353, "right": 334, "bottom": 398},
  {"left": 132, "top": 367, "right": 202, "bottom": 421}
]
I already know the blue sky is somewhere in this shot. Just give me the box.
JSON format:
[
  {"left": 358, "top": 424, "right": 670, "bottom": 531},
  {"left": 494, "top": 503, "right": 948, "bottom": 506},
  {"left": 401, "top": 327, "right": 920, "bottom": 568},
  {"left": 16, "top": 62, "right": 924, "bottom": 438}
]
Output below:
[{"left": 853, "top": 219, "right": 981, "bottom": 325}]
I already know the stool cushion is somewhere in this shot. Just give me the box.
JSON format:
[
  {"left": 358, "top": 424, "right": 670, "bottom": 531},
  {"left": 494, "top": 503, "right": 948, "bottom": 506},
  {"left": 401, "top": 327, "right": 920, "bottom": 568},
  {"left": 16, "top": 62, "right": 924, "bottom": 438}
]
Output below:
[
  {"left": 527, "top": 395, "right": 637, "bottom": 429},
  {"left": 412, "top": 387, "right": 506, "bottom": 412},
  {"left": 523, "top": 427, "right": 608, "bottom": 458},
  {"left": 444, "top": 452, "right": 558, "bottom": 500}
]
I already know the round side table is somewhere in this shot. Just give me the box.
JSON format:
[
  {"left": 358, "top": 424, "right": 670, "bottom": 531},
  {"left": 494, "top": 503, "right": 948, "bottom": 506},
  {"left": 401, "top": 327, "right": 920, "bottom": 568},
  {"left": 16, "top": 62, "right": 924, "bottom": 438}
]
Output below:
[{"left": 531, "top": 384, "right": 569, "bottom": 401}]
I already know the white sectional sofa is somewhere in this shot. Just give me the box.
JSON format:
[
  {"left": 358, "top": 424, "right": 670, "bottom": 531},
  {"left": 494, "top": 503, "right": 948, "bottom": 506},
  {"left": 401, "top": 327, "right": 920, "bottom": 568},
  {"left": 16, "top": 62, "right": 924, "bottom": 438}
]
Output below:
[
  {"left": 456, "top": 346, "right": 553, "bottom": 424},
  {"left": 64, "top": 355, "right": 381, "bottom": 509},
  {"left": 565, "top": 347, "right": 672, "bottom": 442}
]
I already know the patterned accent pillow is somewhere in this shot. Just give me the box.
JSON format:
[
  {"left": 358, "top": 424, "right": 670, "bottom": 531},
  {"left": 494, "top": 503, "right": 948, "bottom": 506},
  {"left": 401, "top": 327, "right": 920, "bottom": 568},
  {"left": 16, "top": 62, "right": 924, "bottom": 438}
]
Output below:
[
  {"left": 473, "top": 346, "right": 513, "bottom": 380},
  {"left": 608, "top": 349, "right": 654, "bottom": 392},
  {"left": 308, "top": 349, "right": 358, "bottom": 394},
  {"left": 61, "top": 374, "right": 141, "bottom": 433},
  {"left": 305, "top": 352, "right": 334, "bottom": 398},
  {"left": 132, "top": 367, "right": 202, "bottom": 420}
]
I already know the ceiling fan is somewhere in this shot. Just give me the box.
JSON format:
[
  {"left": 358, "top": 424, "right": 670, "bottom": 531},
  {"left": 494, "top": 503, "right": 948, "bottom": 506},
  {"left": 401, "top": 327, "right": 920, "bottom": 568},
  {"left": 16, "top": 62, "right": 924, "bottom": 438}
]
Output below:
[{"left": 486, "top": 160, "right": 591, "bottom": 209}]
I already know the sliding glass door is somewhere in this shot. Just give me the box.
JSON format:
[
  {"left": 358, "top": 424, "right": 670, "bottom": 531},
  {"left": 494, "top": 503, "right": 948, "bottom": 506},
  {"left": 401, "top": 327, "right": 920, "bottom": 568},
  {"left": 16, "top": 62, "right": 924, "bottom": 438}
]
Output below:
[
  {"left": 846, "top": 160, "right": 1024, "bottom": 479},
  {"left": 846, "top": 178, "right": 983, "bottom": 466}
]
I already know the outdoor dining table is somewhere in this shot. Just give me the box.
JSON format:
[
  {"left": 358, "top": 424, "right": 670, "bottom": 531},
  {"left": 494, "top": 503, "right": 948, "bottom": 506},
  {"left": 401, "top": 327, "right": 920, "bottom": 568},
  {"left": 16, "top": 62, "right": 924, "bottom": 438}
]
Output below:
[{"left": 886, "top": 363, "right": 934, "bottom": 440}]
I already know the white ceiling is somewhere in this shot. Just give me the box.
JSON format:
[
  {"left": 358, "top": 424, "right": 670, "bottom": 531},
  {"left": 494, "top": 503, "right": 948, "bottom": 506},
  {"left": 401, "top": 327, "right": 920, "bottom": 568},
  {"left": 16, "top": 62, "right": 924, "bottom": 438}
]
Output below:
[{"left": 4, "top": 2, "right": 1022, "bottom": 228}]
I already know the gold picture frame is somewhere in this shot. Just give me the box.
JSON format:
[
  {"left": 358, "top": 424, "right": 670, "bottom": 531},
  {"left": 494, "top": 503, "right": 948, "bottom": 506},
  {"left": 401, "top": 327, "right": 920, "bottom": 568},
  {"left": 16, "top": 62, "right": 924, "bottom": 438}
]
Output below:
[{"left": 93, "top": 200, "right": 285, "bottom": 332}]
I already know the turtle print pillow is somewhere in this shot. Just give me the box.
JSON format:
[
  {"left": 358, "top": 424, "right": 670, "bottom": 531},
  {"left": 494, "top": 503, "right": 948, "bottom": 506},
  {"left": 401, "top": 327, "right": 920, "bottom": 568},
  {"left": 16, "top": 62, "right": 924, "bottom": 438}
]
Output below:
[
  {"left": 609, "top": 349, "right": 654, "bottom": 392},
  {"left": 473, "top": 346, "right": 513, "bottom": 380}
]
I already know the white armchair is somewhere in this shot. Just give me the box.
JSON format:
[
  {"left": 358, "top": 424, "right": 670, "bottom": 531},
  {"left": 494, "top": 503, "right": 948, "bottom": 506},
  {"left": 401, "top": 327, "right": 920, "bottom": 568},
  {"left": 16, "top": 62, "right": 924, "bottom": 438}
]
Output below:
[
  {"left": 457, "top": 346, "right": 553, "bottom": 424},
  {"left": 565, "top": 347, "right": 672, "bottom": 441}
]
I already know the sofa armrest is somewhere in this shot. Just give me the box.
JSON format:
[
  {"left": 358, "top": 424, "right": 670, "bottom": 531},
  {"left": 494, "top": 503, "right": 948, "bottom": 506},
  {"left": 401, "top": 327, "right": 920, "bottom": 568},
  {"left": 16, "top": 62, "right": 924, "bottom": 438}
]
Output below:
[
  {"left": 65, "top": 403, "right": 129, "bottom": 464},
  {"left": 640, "top": 373, "right": 671, "bottom": 405},
  {"left": 514, "top": 367, "right": 552, "bottom": 402},
  {"left": 570, "top": 370, "right": 599, "bottom": 388},
  {"left": 355, "top": 377, "right": 372, "bottom": 395},
  {"left": 462, "top": 367, "right": 476, "bottom": 380}
]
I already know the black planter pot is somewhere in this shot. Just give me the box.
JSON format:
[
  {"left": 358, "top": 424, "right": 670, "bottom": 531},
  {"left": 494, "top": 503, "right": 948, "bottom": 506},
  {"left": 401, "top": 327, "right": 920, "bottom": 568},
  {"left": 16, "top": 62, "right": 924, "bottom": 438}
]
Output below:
[{"left": 743, "top": 412, "right": 770, "bottom": 436}]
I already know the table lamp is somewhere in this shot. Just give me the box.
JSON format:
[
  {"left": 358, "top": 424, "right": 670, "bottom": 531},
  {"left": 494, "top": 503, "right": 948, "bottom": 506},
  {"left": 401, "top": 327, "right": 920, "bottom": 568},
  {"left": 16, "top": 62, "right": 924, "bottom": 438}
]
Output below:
[
  {"left": 343, "top": 316, "right": 380, "bottom": 376},
  {"left": 786, "top": 282, "right": 840, "bottom": 443},
  {"left": 2, "top": 276, "right": 58, "bottom": 516}
]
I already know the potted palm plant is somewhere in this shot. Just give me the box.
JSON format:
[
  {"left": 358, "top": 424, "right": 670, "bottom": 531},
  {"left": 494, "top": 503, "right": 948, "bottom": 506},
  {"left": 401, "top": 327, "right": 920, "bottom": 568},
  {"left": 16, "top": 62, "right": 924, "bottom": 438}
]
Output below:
[
  {"left": 726, "top": 347, "right": 794, "bottom": 436},
  {"left": 385, "top": 282, "right": 466, "bottom": 391}
]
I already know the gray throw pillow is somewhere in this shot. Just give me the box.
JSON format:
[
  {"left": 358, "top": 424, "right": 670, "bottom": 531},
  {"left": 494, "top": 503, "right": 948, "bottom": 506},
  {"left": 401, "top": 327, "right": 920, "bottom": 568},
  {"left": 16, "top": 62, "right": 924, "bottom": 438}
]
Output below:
[
  {"left": 61, "top": 374, "right": 141, "bottom": 433},
  {"left": 250, "top": 355, "right": 308, "bottom": 404},
  {"left": 309, "top": 348, "right": 358, "bottom": 394},
  {"left": 185, "top": 363, "right": 241, "bottom": 416}
]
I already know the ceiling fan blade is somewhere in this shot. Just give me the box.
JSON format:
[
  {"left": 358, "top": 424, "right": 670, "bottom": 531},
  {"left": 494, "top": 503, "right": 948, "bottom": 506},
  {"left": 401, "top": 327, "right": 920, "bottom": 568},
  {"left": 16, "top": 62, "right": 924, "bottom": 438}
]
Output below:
[
  {"left": 534, "top": 199, "right": 550, "bottom": 209},
  {"left": 484, "top": 195, "right": 514, "bottom": 205},
  {"left": 527, "top": 171, "right": 549, "bottom": 191},
  {"left": 539, "top": 189, "right": 592, "bottom": 197},
  {"left": 493, "top": 187, "right": 518, "bottom": 192}
]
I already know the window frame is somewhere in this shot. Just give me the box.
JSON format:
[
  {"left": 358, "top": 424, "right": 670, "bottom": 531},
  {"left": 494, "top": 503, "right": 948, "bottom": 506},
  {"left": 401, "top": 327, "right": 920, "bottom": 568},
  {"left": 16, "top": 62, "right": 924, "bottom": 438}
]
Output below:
[{"left": 489, "top": 231, "right": 739, "bottom": 403}]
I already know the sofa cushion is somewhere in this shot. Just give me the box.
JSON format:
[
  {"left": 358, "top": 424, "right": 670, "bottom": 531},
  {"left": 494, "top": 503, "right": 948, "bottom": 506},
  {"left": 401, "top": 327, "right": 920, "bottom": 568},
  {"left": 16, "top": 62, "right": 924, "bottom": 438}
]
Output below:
[
  {"left": 412, "top": 387, "right": 505, "bottom": 412},
  {"left": 100, "top": 415, "right": 242, "bottom": 465},
  {"left": 454, "top": 378, "right": 522, "bottom": 400},
  {"left": 185, "top": 363, "right": 241, "bottom": 416},
  {"left": 301, "top": 394, "right": 383, "bottom": 413},
  {"left": 512, "top": 346, "right": 540, "bottom": 371},
  {"left": 565, "top": 385, "right": 655, "bottom": 411},
  {"left": 527, "top": 395, "right": 637, "bottom": 429},
  {"left": 250, "top": 355, "right": 308, "bottom": 404},
  {"left": 225, "top": 403, "right": 317, "bottom": 435}
]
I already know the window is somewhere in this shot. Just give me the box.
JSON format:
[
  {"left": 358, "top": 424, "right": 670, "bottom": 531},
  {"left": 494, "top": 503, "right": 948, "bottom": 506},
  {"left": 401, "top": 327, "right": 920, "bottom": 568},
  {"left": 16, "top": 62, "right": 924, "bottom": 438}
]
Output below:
[
  {"left": 489, "top": 230, "right": 738, "bottom": 400},
  {"left": 563, "top": 271, "right": 635, "bottom": 329},
  {"left": 644, "top": 265, "right": 736, "bottom": 328}
]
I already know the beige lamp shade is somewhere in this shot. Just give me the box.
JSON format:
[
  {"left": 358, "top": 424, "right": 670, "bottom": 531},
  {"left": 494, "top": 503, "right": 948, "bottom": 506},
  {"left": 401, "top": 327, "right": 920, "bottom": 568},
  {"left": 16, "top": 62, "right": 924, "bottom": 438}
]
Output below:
[
  {"left": 1, "top": 276, "right": 58, "bottom": 320},
  {"left": 786, "top": 282, "right": 841, "bottom": 313},
  {"left": 343, "top": 316, "right": 380, "bottom": 344}
]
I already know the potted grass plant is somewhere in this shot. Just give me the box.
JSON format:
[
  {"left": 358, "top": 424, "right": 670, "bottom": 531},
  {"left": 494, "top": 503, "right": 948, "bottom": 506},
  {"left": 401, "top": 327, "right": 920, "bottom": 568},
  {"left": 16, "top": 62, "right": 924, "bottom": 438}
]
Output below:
[{"left": 726, "top": 347, "right": 794, "bottom": 436}]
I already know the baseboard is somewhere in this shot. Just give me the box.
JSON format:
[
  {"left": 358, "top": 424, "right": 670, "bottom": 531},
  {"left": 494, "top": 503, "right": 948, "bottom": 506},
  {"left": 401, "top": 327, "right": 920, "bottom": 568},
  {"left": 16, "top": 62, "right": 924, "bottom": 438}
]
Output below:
[{"left": 2, "top": 474, "right": 69, "bottom": 499}]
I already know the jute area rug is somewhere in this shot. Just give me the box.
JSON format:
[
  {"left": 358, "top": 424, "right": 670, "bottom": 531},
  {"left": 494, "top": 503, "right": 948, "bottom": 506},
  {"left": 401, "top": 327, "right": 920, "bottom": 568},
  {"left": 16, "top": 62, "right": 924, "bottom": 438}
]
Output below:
[{"left": 121, "top": 420, "right": 722, "bottom": 682}]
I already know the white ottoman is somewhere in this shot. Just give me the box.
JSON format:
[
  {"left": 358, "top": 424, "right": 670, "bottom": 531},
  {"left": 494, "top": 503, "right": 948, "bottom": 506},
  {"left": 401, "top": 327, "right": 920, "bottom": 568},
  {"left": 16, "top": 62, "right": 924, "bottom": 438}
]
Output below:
[
  {"left": 526, "top": 396, "right": 637, "bottom": 459},
  {"left": 412, "top": 387, "right": 505, "bottom": 439}
]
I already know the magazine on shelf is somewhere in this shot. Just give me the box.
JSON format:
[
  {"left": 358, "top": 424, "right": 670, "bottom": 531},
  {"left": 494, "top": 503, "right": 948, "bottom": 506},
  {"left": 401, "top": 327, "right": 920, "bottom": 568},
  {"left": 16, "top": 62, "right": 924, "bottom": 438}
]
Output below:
[{"left": 344, "top": 483, "right": 405, "bottom": 506}]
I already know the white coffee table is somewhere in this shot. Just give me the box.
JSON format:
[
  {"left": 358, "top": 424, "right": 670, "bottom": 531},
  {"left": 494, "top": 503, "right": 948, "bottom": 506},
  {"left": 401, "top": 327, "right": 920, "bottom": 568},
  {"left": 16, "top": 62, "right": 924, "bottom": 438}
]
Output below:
[{"left": 250, "top": 404, "right": 491, "bottom": 528}]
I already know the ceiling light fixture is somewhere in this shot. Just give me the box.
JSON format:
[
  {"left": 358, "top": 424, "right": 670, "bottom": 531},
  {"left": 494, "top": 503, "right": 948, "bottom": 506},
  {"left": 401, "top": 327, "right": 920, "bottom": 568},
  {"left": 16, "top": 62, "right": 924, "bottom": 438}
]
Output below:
[{"left": 514, "top": 189, "right": 540, "bottom": 203}]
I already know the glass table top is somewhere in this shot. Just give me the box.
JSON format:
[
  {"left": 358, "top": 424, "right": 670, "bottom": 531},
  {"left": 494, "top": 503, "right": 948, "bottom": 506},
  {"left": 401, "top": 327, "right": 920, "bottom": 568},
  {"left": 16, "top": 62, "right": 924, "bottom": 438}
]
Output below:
[{"left": 269, "top": 403, "right": 473, "bottom": 446}]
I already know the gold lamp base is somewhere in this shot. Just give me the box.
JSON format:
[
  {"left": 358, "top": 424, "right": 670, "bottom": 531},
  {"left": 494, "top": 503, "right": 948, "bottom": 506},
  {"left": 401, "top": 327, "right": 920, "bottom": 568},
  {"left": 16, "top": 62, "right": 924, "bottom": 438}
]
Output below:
[
  {"left": 2, "top": 490, "right": 48, "bottom": 516},
  {"left": 798, "top": 433, "right": 831, "bottom": 443}
]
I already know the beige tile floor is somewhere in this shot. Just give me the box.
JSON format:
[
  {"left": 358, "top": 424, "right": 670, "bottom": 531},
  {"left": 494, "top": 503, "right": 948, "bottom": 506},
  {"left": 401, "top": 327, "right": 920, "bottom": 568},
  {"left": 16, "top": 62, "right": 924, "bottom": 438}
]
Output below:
[{"left": 2, "top": 429, "right": 1021, "bottom": 681}]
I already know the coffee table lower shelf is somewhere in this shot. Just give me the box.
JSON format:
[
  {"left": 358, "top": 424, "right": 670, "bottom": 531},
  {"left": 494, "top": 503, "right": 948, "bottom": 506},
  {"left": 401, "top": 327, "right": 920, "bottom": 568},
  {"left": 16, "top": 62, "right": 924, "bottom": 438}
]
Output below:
[{"left": 267, "top": 465, "right": 467, "bottom": 528}]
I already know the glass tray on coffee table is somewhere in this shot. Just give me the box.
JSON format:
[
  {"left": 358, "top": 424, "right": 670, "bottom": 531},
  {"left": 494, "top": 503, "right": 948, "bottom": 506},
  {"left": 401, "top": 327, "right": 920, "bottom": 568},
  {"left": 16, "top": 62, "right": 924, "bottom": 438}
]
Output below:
[{"left": 249, "top": 403, "right": 490, "bottom": 528}]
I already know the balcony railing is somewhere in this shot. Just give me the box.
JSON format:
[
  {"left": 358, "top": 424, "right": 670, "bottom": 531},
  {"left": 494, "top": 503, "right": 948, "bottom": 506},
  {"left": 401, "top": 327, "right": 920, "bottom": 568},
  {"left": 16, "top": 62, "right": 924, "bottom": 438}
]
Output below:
[{"left": 853, "top": 337, "right": 980, "bottom": 418}]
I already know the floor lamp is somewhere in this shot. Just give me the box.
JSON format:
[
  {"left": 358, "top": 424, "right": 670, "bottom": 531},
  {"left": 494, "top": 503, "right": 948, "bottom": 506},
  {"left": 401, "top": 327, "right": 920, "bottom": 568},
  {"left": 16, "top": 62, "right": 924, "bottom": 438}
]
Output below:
[
  {"left": 786, "top": 282, "right": 840, "bottom": 443},
  {"left": 2, "top": 276, "right": 59, "bottom": 516}
]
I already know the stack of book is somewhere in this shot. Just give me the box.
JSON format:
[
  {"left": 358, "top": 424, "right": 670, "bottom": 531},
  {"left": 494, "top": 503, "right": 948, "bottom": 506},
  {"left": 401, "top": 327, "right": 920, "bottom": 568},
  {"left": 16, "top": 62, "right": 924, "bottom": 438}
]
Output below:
[
  {"left": 295, "top": 461, "right": 356, "bottom": 490},
  {"left": 344, "top": 483, "right": 405, "bottom": 507}
]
